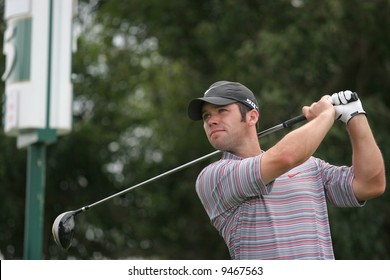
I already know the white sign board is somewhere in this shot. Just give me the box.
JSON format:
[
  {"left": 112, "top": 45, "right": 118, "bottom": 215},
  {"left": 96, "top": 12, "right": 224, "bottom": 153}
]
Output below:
[{"left": 2, "top": 0, "right": 76, "bottom": 140}]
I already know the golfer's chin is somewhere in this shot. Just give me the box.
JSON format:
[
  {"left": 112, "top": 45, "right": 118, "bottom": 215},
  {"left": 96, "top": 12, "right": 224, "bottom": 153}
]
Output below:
[{"left": 209, "top": 138, "right": 229, "bottom": 151}]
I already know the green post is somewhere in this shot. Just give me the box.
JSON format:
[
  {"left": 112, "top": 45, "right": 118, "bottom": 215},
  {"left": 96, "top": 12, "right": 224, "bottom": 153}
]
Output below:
[
  {"left": 3, "top": 0, "right": 74, "bottom": 259},
  {"left": 24, "top": 142, "right": 47, "bottom": 259}
]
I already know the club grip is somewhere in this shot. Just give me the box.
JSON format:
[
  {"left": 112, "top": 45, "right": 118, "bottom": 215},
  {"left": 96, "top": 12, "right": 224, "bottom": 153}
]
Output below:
[
  {"left": 350, "top": 92, "right": 358, "bottom": 102},
  {"left": 282, "top": 114, "right": 307, "bottom": 128}
]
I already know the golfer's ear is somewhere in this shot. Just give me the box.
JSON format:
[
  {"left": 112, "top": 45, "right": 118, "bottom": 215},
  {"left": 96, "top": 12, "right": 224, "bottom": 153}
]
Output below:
[{"left": 248, "top": 109, "right": 259, "bottom": 127}]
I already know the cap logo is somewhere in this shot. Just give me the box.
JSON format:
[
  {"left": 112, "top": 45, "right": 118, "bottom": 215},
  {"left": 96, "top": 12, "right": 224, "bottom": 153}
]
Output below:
[
  {"left": 204, "top": 83, "right": 227, "bottom": 96},
  {"left": 245, "top": 98, "right": 258, "bottom": 110}
]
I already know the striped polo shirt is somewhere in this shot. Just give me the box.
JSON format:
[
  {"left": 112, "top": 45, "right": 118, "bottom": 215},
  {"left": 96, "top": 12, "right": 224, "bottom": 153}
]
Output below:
[{"left": 195, "top": 152, "right": 364, "bottom": 259}]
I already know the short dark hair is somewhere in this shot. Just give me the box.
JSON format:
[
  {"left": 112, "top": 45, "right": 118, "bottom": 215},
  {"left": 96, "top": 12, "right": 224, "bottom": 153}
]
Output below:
[{"left": 236, "top": 102, "right": 259, "bottom": 131}]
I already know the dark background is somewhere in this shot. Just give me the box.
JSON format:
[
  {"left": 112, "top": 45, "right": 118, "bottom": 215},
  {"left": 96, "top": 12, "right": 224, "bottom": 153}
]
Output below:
[{"left": 0, "top": 0, "right": 389, "bottom": 259}]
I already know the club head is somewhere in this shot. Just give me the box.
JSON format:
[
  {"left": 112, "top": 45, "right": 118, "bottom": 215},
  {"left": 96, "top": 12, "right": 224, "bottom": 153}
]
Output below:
[{"left": 52, "top": 211, "right": 76, "bottom": 250}]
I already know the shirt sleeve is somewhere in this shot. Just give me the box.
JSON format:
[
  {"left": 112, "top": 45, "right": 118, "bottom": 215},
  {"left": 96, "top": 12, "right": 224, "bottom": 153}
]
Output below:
[
  {"left": 195, "top": 153, "right": 274, "bottom": 220},
  {"left": 315, "top": 157, "right": 365, "bottom": 207}
]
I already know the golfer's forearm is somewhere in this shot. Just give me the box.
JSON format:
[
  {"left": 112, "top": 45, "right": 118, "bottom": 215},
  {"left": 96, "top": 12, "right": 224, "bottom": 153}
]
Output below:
[
  {"left": 347, "top": 115, "right": 386, "bottom": 200},
  {"left": 282, "top": 112, "right": 334, "bottom": 164},
  {"left": 261, "top": 112, "right": 333, "bottom": 183}
]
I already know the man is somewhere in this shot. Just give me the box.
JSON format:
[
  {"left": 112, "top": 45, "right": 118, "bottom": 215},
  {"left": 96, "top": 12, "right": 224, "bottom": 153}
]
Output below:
[{"left": 187, "top": 81, "right": 385, "bottom": 259}]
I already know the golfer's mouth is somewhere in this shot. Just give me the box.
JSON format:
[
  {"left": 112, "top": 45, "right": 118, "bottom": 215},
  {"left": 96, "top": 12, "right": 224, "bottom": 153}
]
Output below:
[{"left": 209, "top": 129, "right": 225, "bottom": 138}]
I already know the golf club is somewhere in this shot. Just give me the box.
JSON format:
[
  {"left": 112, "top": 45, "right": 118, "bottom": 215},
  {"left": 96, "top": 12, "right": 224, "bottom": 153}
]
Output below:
[
  {"left": 52, "top": 92, "right": 359, "bottom": 250},
  {"left": 52, "top": 114, "right": 307, "bottom": 250}
]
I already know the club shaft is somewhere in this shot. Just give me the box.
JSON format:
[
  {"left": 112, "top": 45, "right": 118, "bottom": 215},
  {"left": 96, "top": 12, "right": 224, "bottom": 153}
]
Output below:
[
  {"left": 257, "top": 114, "right": 306, "bottom": 137},
  {"left": 80, "top": 149, "right": 222, "bottom": 211},
  {"left": 77, "top": 114, "right": 307, "bottom": 213}
]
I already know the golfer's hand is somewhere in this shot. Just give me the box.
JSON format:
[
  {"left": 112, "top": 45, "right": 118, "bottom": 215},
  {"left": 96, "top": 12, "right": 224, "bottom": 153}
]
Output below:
[
  {"left": 302, "top": 95, "right": 335, "bottom": 121},
  {"left": 331, "top": 90, "right": 366, "bottom": 124}
]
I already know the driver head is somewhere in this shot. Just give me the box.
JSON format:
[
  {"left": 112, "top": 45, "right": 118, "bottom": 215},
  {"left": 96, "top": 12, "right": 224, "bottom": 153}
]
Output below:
[{"left": 52, "top": 211, "right": 76, "bottom": 250}]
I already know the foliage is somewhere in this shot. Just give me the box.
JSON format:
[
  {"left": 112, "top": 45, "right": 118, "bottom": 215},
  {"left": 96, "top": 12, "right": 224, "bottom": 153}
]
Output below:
[{"left": 0, "top": 0, "right": 389, "bottom": 259}]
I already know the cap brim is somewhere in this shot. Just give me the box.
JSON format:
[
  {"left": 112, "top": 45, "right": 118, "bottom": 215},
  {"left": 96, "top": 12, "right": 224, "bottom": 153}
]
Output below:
[{"left": 187, "top": 97, "right": 237, "bottom": 121}]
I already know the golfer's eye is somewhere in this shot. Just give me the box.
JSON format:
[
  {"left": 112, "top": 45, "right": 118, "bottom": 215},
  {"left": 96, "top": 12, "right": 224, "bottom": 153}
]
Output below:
[{"left": 202, "top": 113, "right": 211, "bottom": 121}]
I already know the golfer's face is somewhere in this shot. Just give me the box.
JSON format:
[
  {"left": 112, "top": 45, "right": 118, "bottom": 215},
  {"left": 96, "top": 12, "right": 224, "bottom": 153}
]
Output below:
[{"left": 202, "top": 103, "right": 245, "bottom": 151}]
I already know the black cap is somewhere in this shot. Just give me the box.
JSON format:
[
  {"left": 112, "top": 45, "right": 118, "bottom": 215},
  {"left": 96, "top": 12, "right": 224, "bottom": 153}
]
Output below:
[{"left": 187, "top": 81, "right": 259, "bottom": 121}]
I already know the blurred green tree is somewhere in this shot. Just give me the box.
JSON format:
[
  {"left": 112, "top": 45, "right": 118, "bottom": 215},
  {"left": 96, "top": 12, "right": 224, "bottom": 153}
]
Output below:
[{"left": 0, "top": 0, "right": 388, "bottom": 259}]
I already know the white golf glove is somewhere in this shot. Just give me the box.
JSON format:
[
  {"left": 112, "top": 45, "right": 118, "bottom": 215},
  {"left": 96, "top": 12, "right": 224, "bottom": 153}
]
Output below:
[{"left": 331, "top": 90, "right": 366, "bottom": 124}]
